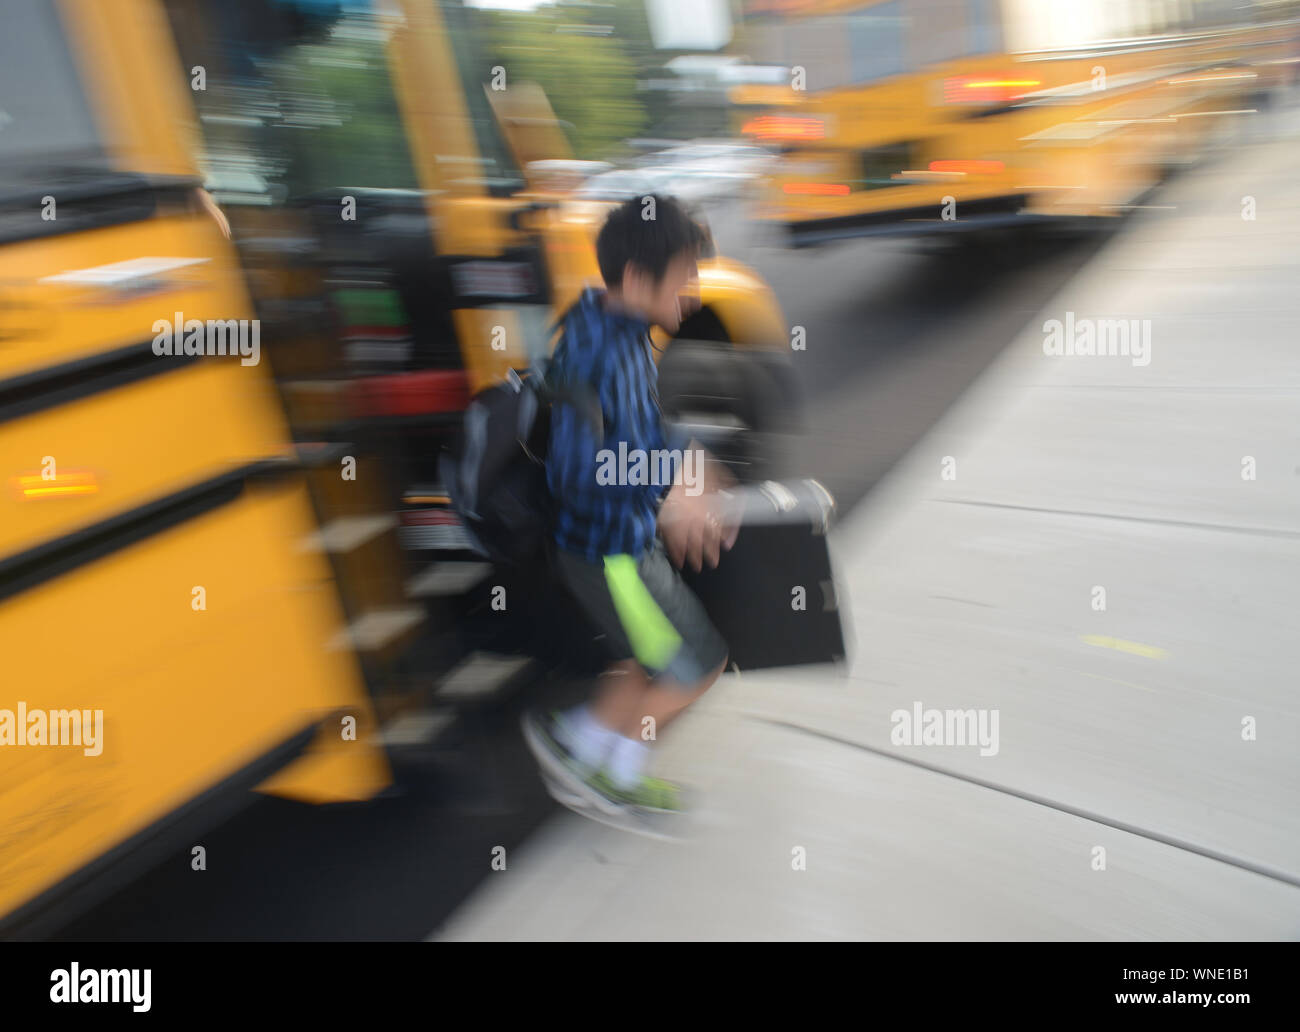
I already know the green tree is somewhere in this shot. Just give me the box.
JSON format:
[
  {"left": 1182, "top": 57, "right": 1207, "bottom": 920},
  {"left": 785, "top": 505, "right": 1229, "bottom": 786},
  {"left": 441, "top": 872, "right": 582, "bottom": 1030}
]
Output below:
[{"left": 475, "top": 4, "right": 647, "bottom": 160}]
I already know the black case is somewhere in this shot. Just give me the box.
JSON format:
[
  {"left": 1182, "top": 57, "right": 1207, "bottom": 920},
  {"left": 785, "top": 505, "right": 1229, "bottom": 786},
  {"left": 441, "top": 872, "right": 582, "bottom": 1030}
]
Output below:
[{"left": 682, "top": 479, "right": 845, "bottom": 671}]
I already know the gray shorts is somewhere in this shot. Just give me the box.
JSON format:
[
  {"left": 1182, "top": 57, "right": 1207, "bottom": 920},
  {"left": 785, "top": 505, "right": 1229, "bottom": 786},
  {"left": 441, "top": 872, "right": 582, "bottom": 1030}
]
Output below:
[{"left": 555, "top": 539, "right": 728, "bottom": 686}]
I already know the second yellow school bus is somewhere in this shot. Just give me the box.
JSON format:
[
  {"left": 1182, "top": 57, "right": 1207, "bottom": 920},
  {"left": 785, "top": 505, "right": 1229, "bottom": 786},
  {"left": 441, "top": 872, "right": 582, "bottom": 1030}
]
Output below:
[{"left": 736, "top": 0, "right": 1298, "bottom": 246}]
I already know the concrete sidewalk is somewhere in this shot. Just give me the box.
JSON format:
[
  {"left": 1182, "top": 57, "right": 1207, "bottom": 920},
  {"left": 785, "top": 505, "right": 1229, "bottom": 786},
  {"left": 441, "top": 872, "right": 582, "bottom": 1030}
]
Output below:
[{"left": 432, "top": 112, "right": 1300, "bottom": 941}]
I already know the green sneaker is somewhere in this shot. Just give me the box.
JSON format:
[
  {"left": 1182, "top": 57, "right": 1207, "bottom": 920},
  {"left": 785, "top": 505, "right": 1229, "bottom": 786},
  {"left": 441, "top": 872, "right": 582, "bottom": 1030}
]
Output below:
[
  {"left": 521, "top": 709, "right": 601, "bottom": 791},
  {"left": 588, "top": 770, "right": 686, "bottom": 814}
]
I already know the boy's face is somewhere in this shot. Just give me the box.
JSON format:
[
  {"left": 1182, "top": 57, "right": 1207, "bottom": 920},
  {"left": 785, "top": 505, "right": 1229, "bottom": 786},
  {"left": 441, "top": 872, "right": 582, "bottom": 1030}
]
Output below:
[{"left": 620, "top": 252, "right": 699, "bottom": 333}]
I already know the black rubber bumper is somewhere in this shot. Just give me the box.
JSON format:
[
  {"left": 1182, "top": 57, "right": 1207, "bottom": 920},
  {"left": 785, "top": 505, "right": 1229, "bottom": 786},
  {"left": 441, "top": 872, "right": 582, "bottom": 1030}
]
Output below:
[{"left": 784, "top": 193, "right": 1044, "bottom": 248}]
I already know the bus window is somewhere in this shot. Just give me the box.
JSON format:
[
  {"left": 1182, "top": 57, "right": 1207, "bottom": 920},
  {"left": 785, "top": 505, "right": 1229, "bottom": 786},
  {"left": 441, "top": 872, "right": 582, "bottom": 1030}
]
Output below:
[
  {"left": 161, "top": 0, "right": 423, "bottom": 201},
  {"left": 438, "top": 0, "right": 521, "bottom": 187},
  {"left": 907, "top": 0, "right": 970, "bottom": 68},
  {"left": 273, "top": 10, "right": 423, "bottom": 195},
  {"left": 849, "top": 2, "right": 908, "bottom": 85},
  {"left": 166, "top": 0, "right": 520, "bottom": 200},
  {"left": 0, "top": 3, "right": 104, "bottom": 172},
  {"left": 905, "top": 0, "right": 1005, "bottom": 66},
  {"left": 968, "top": 0, "right": 1002, "bottom": 54}
]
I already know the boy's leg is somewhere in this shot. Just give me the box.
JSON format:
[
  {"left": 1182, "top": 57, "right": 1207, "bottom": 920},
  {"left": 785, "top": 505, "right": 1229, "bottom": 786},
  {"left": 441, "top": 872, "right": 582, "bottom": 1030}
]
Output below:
[
  {"left": 595, "top": 541, "right": 727, "bottom": 793},
  {"left": 547, "top": 552, "right": 648, "bottom": 775},
  {"left": 583, "top": 654, "right": 725, "bottom": 800},
  {"left": 629, "top": 654, "right": 728, "bottom": 734},
  {"left": 548, "top": 542, "right": 726, "bottom": 801},
  {"left": 587, "top": 653, "right": 727, "bottom": 740},
  {"left": 589, "top": 659, "right": 651, "bottom": 735}
]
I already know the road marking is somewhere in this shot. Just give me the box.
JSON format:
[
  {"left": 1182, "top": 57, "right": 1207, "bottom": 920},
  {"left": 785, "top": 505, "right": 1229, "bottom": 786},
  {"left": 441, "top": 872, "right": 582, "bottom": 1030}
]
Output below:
[
  {"left": 941, "top": 498, "right": 1300, "bottom": 541},
  {"left": 1075, "top": 670, "right": 1156, "bottom": 693},
  {"left": 1081, "top": 635, "right": 1168, "bottom": 660},
  {"left": 747, "top": 714, "right": 1300, "bottom": 890}
]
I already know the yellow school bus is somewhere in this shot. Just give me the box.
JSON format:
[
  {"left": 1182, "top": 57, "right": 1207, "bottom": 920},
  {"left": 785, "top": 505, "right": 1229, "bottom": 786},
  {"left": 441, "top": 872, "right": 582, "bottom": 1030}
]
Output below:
[
  {"left": 1, "top": 0, "right": 796, "bottom": 936},
  {"left": 0, "top": 0, "right": 390, "bottom": 937},
  {"left": 738, "top": 0, "right": 1300, "bottom": 246}
]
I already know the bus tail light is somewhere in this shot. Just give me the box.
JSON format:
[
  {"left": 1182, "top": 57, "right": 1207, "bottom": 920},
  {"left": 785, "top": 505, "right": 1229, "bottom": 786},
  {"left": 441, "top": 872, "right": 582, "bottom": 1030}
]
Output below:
[
  {"left": 782, "top": 183, "right": 850, "bottom": 196},
  {"left": 743, "top": 115, "right": 827, "bottom": 141}
]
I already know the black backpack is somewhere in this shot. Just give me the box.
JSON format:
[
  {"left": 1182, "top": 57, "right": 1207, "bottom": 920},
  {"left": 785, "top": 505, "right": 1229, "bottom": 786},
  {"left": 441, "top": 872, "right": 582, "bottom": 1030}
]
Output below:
[{"left": 440, "top": 362, "right": 601, "bottom": 566}]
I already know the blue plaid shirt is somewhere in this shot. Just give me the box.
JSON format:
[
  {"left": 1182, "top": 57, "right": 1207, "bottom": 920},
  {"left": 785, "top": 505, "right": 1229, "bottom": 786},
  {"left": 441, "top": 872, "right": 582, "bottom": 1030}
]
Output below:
[{"left": 547, "top": 288, "right": 687, "bottom": 561}]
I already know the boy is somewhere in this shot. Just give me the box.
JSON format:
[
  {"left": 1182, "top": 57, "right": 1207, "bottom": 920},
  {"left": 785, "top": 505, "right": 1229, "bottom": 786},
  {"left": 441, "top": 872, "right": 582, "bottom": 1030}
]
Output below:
[{"left": 523, "top": 194, "right": 737, "bottom": 818}]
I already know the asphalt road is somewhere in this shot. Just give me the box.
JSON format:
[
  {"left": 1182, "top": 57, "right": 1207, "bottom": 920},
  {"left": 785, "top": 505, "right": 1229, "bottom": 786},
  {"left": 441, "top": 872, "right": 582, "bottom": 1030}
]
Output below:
[
  {"left": 53, "top": 200, "right": 1118, "bottom": 940},
  {"left": 708, "top": 199, "right": 1114, "bottom": 513}
]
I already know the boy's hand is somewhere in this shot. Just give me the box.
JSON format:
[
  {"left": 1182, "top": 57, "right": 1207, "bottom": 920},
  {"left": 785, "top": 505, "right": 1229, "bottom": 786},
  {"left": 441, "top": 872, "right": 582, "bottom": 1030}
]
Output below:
[
  {"left": 194, "top": 188, "right": 231, "bottom": 240},
  {"left": 697, "top": 444, "right": 737, "bottom": 496},
  {"left": 659, "top": 448, "right": 739, "bottom": 572}
]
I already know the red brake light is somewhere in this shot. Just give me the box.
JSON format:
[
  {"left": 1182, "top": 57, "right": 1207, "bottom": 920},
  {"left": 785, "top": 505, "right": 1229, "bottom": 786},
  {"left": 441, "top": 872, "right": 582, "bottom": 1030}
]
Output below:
[
  {"left": 743, "top": 115, "right": 826, "bottom": 141},
  {"left": 782, "top": 183, "right": 850, "bottom": 196}
]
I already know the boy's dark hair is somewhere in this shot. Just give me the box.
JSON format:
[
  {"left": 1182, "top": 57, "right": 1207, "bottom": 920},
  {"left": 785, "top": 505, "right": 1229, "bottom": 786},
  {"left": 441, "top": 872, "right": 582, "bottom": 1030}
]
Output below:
[{"left": 596, "top": 194, "right": 706, "bottom": 289}]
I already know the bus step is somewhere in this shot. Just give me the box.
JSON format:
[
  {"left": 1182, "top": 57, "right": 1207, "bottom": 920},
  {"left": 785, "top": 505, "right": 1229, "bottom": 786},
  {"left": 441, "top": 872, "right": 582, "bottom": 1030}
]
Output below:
[
  {"left": 300, "top": 514, "right": 398, "bottom": 554},
  {"left": 327, "top": 606, "right": 425, "bottom": 652},
  {"left": 405, "top": 560, "right": 492, "bottom": 599},
  {"left": 379, "top": 707, "right": 457, "bottom": 748},
  {"left": 434, "top": 651, "right": 538, "bottom": 708}
]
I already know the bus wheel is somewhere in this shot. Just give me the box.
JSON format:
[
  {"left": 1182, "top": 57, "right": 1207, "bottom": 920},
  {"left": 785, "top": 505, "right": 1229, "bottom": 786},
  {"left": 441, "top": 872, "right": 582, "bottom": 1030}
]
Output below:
[{"left": 658, "top": 339, "right": 790, "bottom": 484}]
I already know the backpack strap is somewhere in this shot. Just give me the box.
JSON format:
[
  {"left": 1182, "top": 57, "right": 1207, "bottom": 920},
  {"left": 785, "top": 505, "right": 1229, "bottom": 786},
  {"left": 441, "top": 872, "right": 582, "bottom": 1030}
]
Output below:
[
  {"left": 455, "top": 402, "right": 490, "bottom": 518},
  {"left": 545, "top": 380, "right": 603, "bottom": 443},
  {"left": 529, "top": 293, "right": 605, "bottom": 441}
]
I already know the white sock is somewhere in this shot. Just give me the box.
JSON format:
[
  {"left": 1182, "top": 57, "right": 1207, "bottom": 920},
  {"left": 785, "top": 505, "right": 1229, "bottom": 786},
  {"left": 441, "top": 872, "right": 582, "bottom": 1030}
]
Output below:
[
  {"left": 557, "top": 705, "right": 618, "bottom": 769},
  {"left": 607, "top": 735, "right": 651, "bottom": 790}
]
